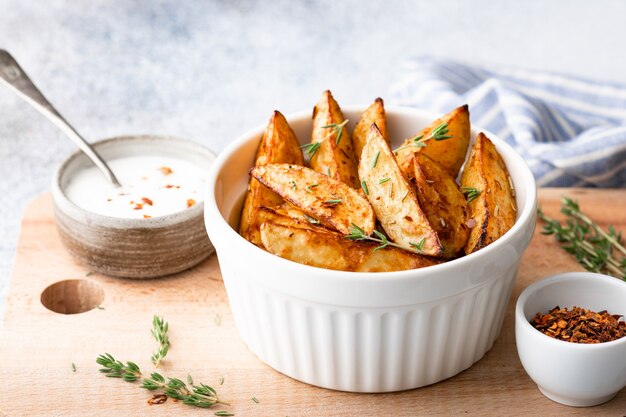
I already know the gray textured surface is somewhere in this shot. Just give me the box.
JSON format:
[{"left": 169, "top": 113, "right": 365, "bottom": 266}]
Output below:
[{"left": 2, "top": 0, "right": 626, "bottom": 312}]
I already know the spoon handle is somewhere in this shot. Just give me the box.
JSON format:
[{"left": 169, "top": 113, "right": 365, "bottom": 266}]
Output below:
[{"left": 0, "top": 50, "right": 121, "bottom": 187}]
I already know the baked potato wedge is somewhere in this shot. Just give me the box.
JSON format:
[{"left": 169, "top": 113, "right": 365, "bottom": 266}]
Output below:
[
  {"left": 358, "top": 124, "right": 443, "bottom": 257},
  {"left": 239, "top": 111, "right": 305, "bottom": 245},
  {"left": 460, "top": 132, "right": 517, "bottom": 255},
  {"left": 412, "top": 154, "right": 470, "bottom": 258},
  {"left": 308, "top": 90, "right": 360, "bottom": 188},
  {"left": 259, "top": 219, "right": 439, "bottom": 272},
  {"left": 395, "top": 105, "right": 470, "bottom": 179},
  {"left": 353, "top": 98, "right": 387, "bottom": 163},
  {"left": 250, "top": 163, "right": 375, "bottom": 235}
]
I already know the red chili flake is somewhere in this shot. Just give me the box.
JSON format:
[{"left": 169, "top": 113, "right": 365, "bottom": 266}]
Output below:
[
  {"left": 187, "top": 198, "right": 196, "bottom": 208},
  {"left": 164, "top": 184, "right": 181, "bottom": 189},
  {"left": 159, "top": 166, "right": 173, "bottom": 175},
  {"left": 133, "top": 203, "right": 144, "bottom": 210},
  {"left": 143, "top": 215, "right": 152, "bottom": 219},
  {"left": 531, "top": 306, "right": 626, "bottom": 344},
  {"left": 147, "top": 394, "right": 167, "bottom": 405},
  {"left": 141, "top": 197, "right": 153, "bottom": 206}
]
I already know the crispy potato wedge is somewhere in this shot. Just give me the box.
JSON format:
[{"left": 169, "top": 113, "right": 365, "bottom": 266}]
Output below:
[
  {"left": 267, "top": 202, "right": 316, "bottom": 225},
  {"left": 257, "top": 205, "right": 316, "bottom": 229},
  {"left": 353, "top": 98, "right": 387, "bottom": 163},
  {"left": 412, "top": 154, "right": 469, "bottom": 258},
  {"left": 358, "top": 124, "right": 443, "bottom": 257},
  {"left": 259, "top": 220, "right": 439, "bottom": 272},
  {"left": 250, "top": 163, "right": 375, "bottom": 235},
  {"left": 460, "top": 132, "right": 517, "bottom": 255},
  {"left": 308, "top": 90, "right": 359, "bottom": 188},
  {"left": 239, "top": 111, "right": 305, "bottom": 245},
  {"left": 395, "top": 105, "right": 470, "bottom": 179}
]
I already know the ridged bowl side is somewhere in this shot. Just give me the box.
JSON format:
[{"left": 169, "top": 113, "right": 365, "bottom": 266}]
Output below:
[
  {"left": 54, "top": 204, "right": 213, "bottom": 278},
  {"left": 221, "top": 256, "right": 518, "bottom": 392}
]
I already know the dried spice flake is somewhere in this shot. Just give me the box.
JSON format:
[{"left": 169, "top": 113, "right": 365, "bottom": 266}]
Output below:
[
  {"left": 159, "top": 166, "right": 173, "bottom": 175},
  {"left": 147, "top": 394, "right": 168, "bottom": 405},
  {"left": 187, "top": 199, "right": 196, "bottom": 208},
  {"left": 531, "top": 306, "right": 626, "bottom": 343}
]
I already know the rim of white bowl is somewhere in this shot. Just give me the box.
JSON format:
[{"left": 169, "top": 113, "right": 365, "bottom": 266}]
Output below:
[
  {"left": 53, "top": 135, "right": 216, "bottom": 228},
  {"left": 516, "top": 271, "right": 626, "bottom": 348},
  {"left": 205, "top": 105, "right": 537, "bottom": 284}
]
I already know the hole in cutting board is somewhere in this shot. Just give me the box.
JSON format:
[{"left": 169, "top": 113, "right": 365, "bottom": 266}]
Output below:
[{"left": 40, "top": 279, "right": 104, "bottom": 314}]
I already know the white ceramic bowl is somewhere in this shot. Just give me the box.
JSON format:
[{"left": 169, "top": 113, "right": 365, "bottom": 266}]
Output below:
[
  {"left": 205, "top": 106, "right": 537, "bottom": 392},
  {"left": 53, "top": 135, "right": 215, "bottom": 278},
  {"left": 516, "top": 272, "right": 626, "bottom": 407}
]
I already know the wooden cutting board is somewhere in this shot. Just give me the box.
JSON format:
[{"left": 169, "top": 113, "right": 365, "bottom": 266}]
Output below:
[{"left": 0, "top": 189, "right": 624, "bottom": 417}]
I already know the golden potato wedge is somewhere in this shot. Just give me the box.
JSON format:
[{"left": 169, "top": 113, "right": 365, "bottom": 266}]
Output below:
[
  {"left": 250, "top": 163, "right": 375, "bottom": 235},
  {"left": 358, "top": 124, "right": 443, "bottom": 257},
  {"left": 265, "top": 202, "right": 317, "bottom": 225},
  {"left": 412, "top": 154, "right": 469, "bottom": 258},
  {"left": 308, "top": 90, "right": 360, "bottom": 188},
  {"left": 353, "top": 98, "right": 387, "bottom": 163},
  {"left": 239, "top": 111, "right": 305, "bottom": 245},
  {"left": 257, "top": 205, "right": 316, "bottom": 229},
  {"left": 259, "top": 220, "right": 439, "bottom": 272},
  {"left": 460, "top": 132, "right": 517, "bottom": 255},
  {"left": 395, "top": 105, "right": 470, "bottom": 179}
]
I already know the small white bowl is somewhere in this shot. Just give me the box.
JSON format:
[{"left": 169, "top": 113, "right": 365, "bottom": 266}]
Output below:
[
  {"left": 516, "top": 272, "right": 626, "bottom": 407},
  {"left": 205, "top": 106, "right": 537, "bottom": 392},
  {"left": 53, "top": 135, "right": 216, "bottom": 278}
]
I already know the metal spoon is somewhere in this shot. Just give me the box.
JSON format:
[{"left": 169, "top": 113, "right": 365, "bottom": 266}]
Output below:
[{"left": 0, "top": 50, "right": 121, "bottom": 187}]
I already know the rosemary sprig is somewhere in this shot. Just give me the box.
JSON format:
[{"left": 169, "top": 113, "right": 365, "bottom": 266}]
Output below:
[
  {"left": 142, "top": 372, "right": 230, "bottom": 408},
  {"left": 361, "top": 180, "right": 369, "bottom": 195},
  {"left": 322, "top": 119, "right": 349, "bottom": 145},
  {"left": 393, "top": 122, "right": 452, "bottom": 154},
  {"left": 300, "top": 142, "right": 320, "bottom": 159},
  {"left": 378, "top": 177, "right": 391, "bottom": 184},
  {"left": 151, "top": 315, "right": 170, "bottom": 367},
  {"left": 345, "top": 224, "right": 426, "bottom": 254},
  {"left": 305, "top": 184, "right": 318, "bottom": 193},
  {"left": 538, "top": 197, "right": 626, "bottom": 279},
  {"left": 300, "top": 119, "right": 349, "bottom": 158},
  {"left": 305, "top": 214, "right": 320, "bottom": 224},
  {"left": 371, "top": 151, "right": 380, "bottom": 168},
  {"left": 461, "top": 186, "right": 482, "bottom": 203},
  {"left": 325, "top": 198, "right": 343, "bottom": 205},
  {"left": 96, "top": 353, "right": 142, "bottom": 382}
]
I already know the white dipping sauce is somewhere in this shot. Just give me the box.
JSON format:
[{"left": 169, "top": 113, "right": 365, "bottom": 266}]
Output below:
[{"left": 64, "top": 156, "right": 206, "bottom": 219}]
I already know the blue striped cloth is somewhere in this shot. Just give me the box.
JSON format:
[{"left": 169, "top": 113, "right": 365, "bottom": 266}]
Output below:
[{"left": 391, "top": 58, "right": 626, "bottom": 188}]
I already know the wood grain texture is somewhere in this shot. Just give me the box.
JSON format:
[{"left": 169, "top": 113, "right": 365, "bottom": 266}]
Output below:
[{"left": 0, "top": 189, "right": 624, "bottom": 417}]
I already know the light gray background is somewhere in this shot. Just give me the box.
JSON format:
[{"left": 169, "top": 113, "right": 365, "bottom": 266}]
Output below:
[{"left": 1, "top": 0, "right": 626, "bottom": 312}]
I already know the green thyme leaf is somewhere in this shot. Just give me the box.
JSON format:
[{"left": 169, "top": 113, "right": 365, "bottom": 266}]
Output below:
[
  {"left": 461, "top": 187, "right": 481, "bottom": 203},
  {"left": 371, "top": 151, "right": 380, "bottom": 168}
]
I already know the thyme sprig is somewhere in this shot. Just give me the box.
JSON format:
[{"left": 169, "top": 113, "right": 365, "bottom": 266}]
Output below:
[
  {"left": 345, "top": 223, "right": 426, "bottom": 254},
  {"left": 393, "top": 122, "right": 452, "bottom": 154},
  {"left": 142, "top": 372, "right": 230, "bottom": 408},
  {"left": 461, "top": 186, "right": 482, "bottom": 203},
  {"left": 96, "top": 353, "right": 142, "bottom": 382},
  {"left": 300, "top": 119, "right": 349, "bottom": 158},
  {"left": 538, "top": 197, "right": 626, "bottom": 279},
  {"left": 151, "top": 315, "right": 169, "bottom": 367}
]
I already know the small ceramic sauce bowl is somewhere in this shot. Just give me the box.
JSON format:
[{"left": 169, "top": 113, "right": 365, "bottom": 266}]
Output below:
[
  {"left": 516, "top": 272, "right": 626, "bottom": 407},
  {"left": 52, "top": 135, "right": 216, "bottom": 278}
]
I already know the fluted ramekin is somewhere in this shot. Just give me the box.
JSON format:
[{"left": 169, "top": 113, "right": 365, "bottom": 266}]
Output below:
[{"left": 205, "top": 106, "right": 536, "bottom": 392}]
